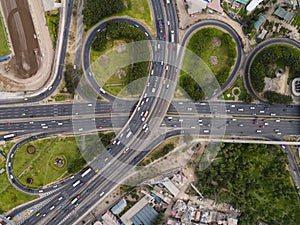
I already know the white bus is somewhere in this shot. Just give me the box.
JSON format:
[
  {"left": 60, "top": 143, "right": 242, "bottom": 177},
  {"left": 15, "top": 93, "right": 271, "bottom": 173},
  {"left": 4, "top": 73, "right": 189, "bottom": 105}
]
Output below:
[
  {"left": 100, "top": 88, "right": 106, "bottom": 94},
  {"left": 3, "top": 133, "right": 15, "bottom": 139},
  {"left": 72, "top": 180, "right": 80, "bottom": 187},
  {"left": 81, "top": 168, "right": 92, "bottom": 178},
  {"left": 71, "top": 197, "right": 78, "bottom": 204}
]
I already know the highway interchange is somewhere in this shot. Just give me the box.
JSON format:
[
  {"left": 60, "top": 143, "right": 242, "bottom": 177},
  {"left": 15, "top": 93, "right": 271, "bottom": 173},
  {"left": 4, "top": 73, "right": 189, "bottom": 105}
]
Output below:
[{"left": 1, "top": 0, "right": 300, "bottom": 224}]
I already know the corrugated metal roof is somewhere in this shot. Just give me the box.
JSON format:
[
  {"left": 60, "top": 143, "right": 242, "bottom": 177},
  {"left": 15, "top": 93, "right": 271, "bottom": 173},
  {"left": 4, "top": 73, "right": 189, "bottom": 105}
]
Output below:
[
  {"left": 111, "top": 198, "right": 127, "bottom": 215},
  {"left": 274, "top": 7, "right": 294, "bottom": 22},
  {"left": 254, "top": 14, "right": 266, "bottom": 30},
  {"left": 234, "top": 0, "right": 250, "bottom": 5},
  {"left": 130, "top": 205, "right": 158, "bottom": 225}
]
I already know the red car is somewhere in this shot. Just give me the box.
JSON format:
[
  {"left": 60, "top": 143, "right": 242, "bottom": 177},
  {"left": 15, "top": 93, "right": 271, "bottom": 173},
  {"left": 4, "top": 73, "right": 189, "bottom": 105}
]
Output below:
[{"left": 259, "top": 125, "right": 264, "bottom": 128}]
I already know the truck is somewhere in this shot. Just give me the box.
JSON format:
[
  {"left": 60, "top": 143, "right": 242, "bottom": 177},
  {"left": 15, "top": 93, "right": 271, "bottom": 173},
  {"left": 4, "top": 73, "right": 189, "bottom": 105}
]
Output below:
[
  {"left": 100, "top": 88, "right": 106, "bottom": 94},
  {"left": 72, "top": 180, "right": 80, "bottom": 187},
  {"left": 171, "top": 33, "right": 175, "bottom": 43},
  {"left": 3, "top": 133, "right": 15, "bottom": 140},
  {"left": 81, "top": 168, "right": 92, "bottom": 178}
]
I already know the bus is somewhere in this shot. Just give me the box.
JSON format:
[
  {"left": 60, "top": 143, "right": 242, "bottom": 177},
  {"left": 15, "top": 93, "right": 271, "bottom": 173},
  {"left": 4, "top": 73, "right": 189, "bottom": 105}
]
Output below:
[
  {"left": 81, "top": 168, "right": 92, "bottom": 178},
  {"left": 71, "top": 197, "right": 79, "bottom": 204},
  {"left": 100, "top": 88, "right": 106, "bottom": 94},
  {"left": 72, "top": 180, "right": 80, "bottom": 187},
  {"left": 3, "top": 133, "right": 15, "bottom": 139}
]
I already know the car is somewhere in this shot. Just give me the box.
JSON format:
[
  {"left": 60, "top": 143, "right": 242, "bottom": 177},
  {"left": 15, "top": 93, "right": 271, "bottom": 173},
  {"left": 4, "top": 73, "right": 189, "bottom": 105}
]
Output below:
[
  {"left": 276, "top": 119, "right": 280, "bottom": 122},
  {"left": 104, "top": 157, "right": 108, "bottom": 162},
  {"left": 116, "top": 140, "right": 121, "bottom": 145},
  {"left": 237, "top": 108, "right": 244, "bottom": 112},
  {"left": 53, "top": 185, "right": 57, "bottom": 188},
  {"left": 141, "top": 112, "right": 144, "bottom": 117},
  {"left": 146, "top": 97, "right": 149, "bottom": 102},
  {"left": 142, "top": 117, "right": 145, "bottom": 121},
  {"left": 270, "top": 113, "right": 276, "bottom": 116},
  {"left": 274, "top": 129, "right": 280, "bottom": 132},
  {"left": 167, "top": 20, "right": 170, "bottom": 25},
  {"left": 203, "top": 129, "right": 210, "bottom": 133},
  {"left": 161, "top": 61, "right": 164, "bottom": 65},
  {"left": 238, "top": 123, "right": 244, "bottom": 127},
  {"left": 124, "top": 148, "right": 130, "bottom": 154},
  {"left": 137, "top": 107, "right": 141, "bottom": 111},
  {"left": 262, "top": 119, "right": 267, "bottom": 122},
  {"left": 250, "top": 106, "right": 255, "bottom": 110},
  {"left": 142, "top": 124, "right": 148, "bottom": 129},
  {"left": 232, "top": 118, "right": 237, "bottom": 121},
  {"left": 49, "top": 205, "right": 55, "bottom": 211},
  {"left": 88, "top": 104, "right": 93, "bottom": 107},
  {"left": 259, "top": 125, "right": 264, "bottom": 128},
  {"left": 107, "top": 147, "right": 112, "bottom": 151},
  {"left": 230, "top": 104, "right": 235, "bottom": 108},
  {"left": 58, "top": 196, "right": 63, "bottom": 201},
  {"left": 24, "top": 98, "right": 28, "bottom": 101},
  {"left": 112, "top": 140, "right": 116, "bottom": 145},
  {"left": 38, "top": 190, "right": 43, "bottom": 193},
  {"left": 58, "top": 122, "right": 63, "bottom": 126},
  {"left": 152, "top": 88, "right": 156, "bottom": 93},
  {"left": 141, "top": 101, "right": 145, "bottom": 106},
  {"left": 225, "top": 109, "right": 230, "bottom": 112},
  {"left": 199, "top": 123, "right": 203, "bottom": 126},
  {"left": 188, "top": 107, "right": 192, "bottom": 111},
  {"left": 78, "top": 128, "right": 83, "bottom": 131},
  {"left": 42, "top": 213, "right": 47, "bottom": 217},
  {"left": 264, "top": 122, "right": 269, "bottom": 126},
  {"left": 276, "top": 132, "right": 282, "bottom": 135},
  {"left": 171, "top": 124, "right": 177, "bottom": 128},
  {"left": 166, "top": 84, "right": 169, "bottom": 89},
  {"left": 144, "top": 127, "right": 149, "bottom": 132},
  {"left": 151, "top": 70, "right": 154, "bottom": 75},
  {"left": 134, "top": 24, "right": 139, "bottom": 27},
  {"left": 179, "top": 119, "right": 183, "bottom": 122},
  {"left": 259, "top": 110, "right": 265, "bottom": 113},
  {"left": 29, "top": 121, "right": 34, "bottom": 124},
  {"left": 280, "top": 145, "right": 286, "bottom": 149},
  {"left": 190, "top": 126, "right": 196, "bottom": 129},
  {"left": 198, "top": 119, "right": 203, "bottom": 122},
  {"left": 256, "top": 130, "right": 262, "bottom": 133},
  {"left": 36, "top": 212, "right": 41, "bottom": 217},
  {"left": 8, "top": 162, "right": 11, "bottom": 167}
]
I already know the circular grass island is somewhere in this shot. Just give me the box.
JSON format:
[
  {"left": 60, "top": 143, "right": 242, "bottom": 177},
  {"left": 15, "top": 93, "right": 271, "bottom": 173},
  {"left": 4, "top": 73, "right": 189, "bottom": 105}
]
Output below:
[
  {"left": 90, "top": 21, "right": 151, "bottom": 97},
  {"left": 179, "top": 27, "right": 237, "bottom": 101},
  {"left": 249, "top": 44, "right": 300, "bottom": 104}
]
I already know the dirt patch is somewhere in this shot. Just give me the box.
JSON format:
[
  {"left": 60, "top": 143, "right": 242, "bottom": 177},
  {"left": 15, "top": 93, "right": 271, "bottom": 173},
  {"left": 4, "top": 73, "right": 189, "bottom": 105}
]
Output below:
[
  {"left": 115, "top": 68, "right": 126, "bottom": 79},
  {"left": 1, "top": 0, "right": 39, "bottom": 78},
  {"left": 263, "top": 66, "right": 290, "bottom": 95},
  {"left": 211, "top": 37, "right": 221, "bottom": 47},
  {"left": 98, "top": 55, "right": 110, "bottom": 66},
  {"left": 115, "top": 42, "right": 127, "bottom": 53},
  {"left": 209, "top": 56, "right": 218, "bottom": 65}
]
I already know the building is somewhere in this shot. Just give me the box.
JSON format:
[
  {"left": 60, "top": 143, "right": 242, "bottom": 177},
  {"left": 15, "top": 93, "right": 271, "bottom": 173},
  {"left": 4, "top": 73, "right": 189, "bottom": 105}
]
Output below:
[
  {"left": 273, "top": 7, "right": 294, "bottom": 23},
  {"left": 111, "top": 198, "right": 127, "bottom": 215},
  {"left": 234, "top": 0, "right": 250, "bottom": 5},
  {"left": 97, "top": 211, "right": 121, "bottom": 225},
  {"left": 186, "top": 0, "right": 208, "bottom": 15},
  {"left": 257, "top": 29, "right": 267, "bottom": 39},
  {"left": 162, "top": 177, "right": 180, "bottom": 197},
  {"left": 121, "top": 195, "right": 154, "bottom": 225},
  {"left": 207, "top": 0, "right": 224, "bottom": 14},
  {"left": 130, "top": 205, "right": 159, "bottom": 225},
  {"left": 291, "top": 77, "right": 300, "bottom": 97},
  {"left": 246, "top": 0, "right": 263, "bottom": 12},
  {"left": 254, "top": 14, "right": 266, "bottom": 30},
  {"left": 41, "top": 0, "right": 62, "bottom": 12}
]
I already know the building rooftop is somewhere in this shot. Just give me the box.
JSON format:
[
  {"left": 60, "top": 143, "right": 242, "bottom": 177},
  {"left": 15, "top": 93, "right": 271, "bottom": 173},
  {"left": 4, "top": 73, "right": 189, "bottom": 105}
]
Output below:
[
  {"left": 234, "top": 0, "right": 250, "bottom": 4},
  {"left": 111, "top": 198, "right": 127, "bottom": 215},
  {"left": 273, "top": 7, "right": 294, "bottom": 23},
  {"left": 254, "top": 14, "right": 266, "bottom": 30},
  {"left": 130, "top": 205, "right": 158, "bottom": 225},
  {"left": 186, "top": 0, "right": 208, "bottom": 15},
  {"left": 163, "top": 177, "right": 180, "bottom": 197},
  {"left": 208, "top": 0, "right": 224, "bottom": 13},
  {"left": 246, "top": 0, "right": 263, "bottom": 12}
]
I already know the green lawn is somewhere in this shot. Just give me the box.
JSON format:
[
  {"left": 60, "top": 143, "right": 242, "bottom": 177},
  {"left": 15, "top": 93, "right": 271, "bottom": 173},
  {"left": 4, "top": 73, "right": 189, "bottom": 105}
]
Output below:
[
  {"left": 292, "top": 11, "right": 300, "bottom": 27},
  {"left": 0, "top": 142, "right": 37, "bottom": 213},
  {"left": 0, "top": 14, "right": 10, "bottom": 56},
  {"left": 91, "top": 39, "right": 148, "bottom": 97},
  {"left": 197, "top": 143, "right": 300, "bottom": 225},
  {"left": 117, "top": 0, "right": 154, "bottom": 34},
  {"left": 221, "top": 76, "right": 254, "bottom": 103},
  {"left": 179, "top": 27, "right": 237, "bottom": 100},
  {"left": 13, "top": 132, "right": 114, "bottom": 188},
  {"left": 13, "top": 136, "right": 85, "bottom": 188},
  {"left": 45, "top": 10, "right": 59, "bottom": 47}
]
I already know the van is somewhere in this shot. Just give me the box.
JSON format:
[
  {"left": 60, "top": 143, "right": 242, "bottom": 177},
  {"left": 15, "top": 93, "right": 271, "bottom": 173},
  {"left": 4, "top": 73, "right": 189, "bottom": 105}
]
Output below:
[{"left": 152, "top": 88, "right": 156, "bottom": 93}]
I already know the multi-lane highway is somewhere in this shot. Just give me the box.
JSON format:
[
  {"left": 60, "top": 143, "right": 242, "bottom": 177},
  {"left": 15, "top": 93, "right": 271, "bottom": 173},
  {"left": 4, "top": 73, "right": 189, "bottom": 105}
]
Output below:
[{"left": 1, "top": 0, "right": 300, "bottom": 224}]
